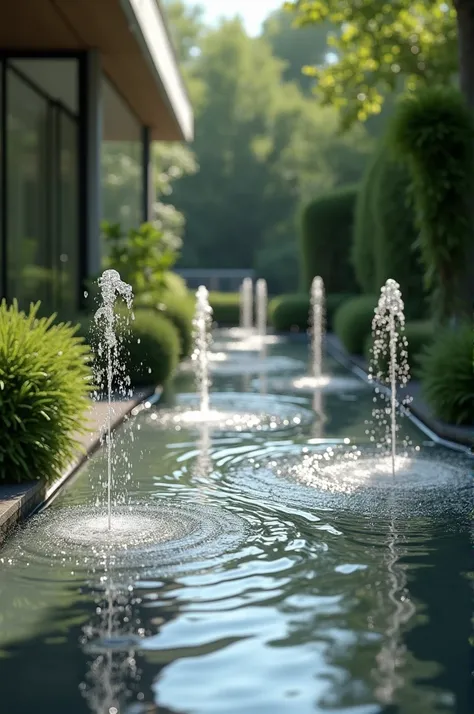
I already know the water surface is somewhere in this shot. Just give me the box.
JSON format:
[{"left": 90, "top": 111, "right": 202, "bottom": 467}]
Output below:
[{"left": 0, "top": 334, "right": 473, "bottom": 714}]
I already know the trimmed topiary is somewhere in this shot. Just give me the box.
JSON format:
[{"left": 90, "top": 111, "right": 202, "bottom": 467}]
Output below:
[
  {"left": 269, "top": 294, "right": 308, "bottom": 332},
  {"left": 269, "top": 292, "right": 355, "bottom": 332},
  {"left": 352, "top": 154, "right": 378, "bottom": 294},
  {"left": 300, "top": 186, "right": 359, "bottom": 293},
  {"left": 0, "top": 301, "right": 91, "bottom": 484},
  {"left": 371, "top": 143, "right": 427, "bottom": 320},
  {"left": 365, "top": 320, "right": 435, "bottom": 372},
  {"left": 118, "top": 309, "right": 180, "bottom": 387},
  {"left": 134, "top": 291, "right": 194, "bottom": 358},
  {"left": 418, "top": 324, "right": 474, "bottom": 425},
  {"left": 353, "top": 138, "right": 426, "bottom": 319},
  {"left": 209, "top": 292, "right": 241, "bottom": 326},
  {"left": 333, "top": 295, "right": 377, "bottom": 355},
  {"left": 390, "top": 87, "right": 474, "bottom": 321}
]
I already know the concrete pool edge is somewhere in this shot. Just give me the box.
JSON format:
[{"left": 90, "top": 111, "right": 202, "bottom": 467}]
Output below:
[{"left": 0, "top": 387, "right": 162, "bottom": 542}]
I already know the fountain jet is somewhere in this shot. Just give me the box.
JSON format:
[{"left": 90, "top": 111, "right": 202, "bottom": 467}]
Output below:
[
  {"left": 240, "top": 277, "right": 253, "bottom": 332},
  {"left": 369, "top": 279, "right": 410, "bottom": 476},
  {"left": 94, "top": 269, "right": 133, "bottom": 531},
  {"left": 310, "top": 276, "right": 325, "bottom": 379},
  {"left": 192, "top": 286, "right": 213, "bottom": 414},
  {"left": 256, "top": 278, "right": 268, "bottom": 338}
]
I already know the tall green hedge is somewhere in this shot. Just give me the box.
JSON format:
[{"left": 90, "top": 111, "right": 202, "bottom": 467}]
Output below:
[
  {"left": 389, "top": 87, "right": 474, "bottom": 322},
  {"left": 300, "top": 186, "right": 359, "bottom": 293},
  {"left": 352, "top": 139, "right": 426, "bottom": 319},
  {"left": 352, "top": 154, "right": 378, "bottom": 294}
]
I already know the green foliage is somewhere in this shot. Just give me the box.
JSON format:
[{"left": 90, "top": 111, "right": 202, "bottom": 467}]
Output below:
[
  {"left": 352, "top": 157, "right": 378, "bottom": 293},
  {"left": 371, "top": 141, "right": 427, "bottom": 319},
  {"left": 262, "top": 9, "right": 333, "bottom": 93},
  {"left": 285, "top": 0, "right": 458, "bottom": 128},
  {"left": 269, "top": 293, "right": 309, "bottom": 332},
  {"left": 0, "top": 301, "right": 91, "bottom": 484},
  {"left": 419, "top": 324, "right": 474, "bottom": 425},
  {"left": 300, "top": 186, "right": 359, "bottom": 293},
  {"left": 352, "top": 138, "right": 426, "bottom": 319},
  {"left": 333, "top": 295, "right": 377, "bottom": 355},
  {"left": 209, "top": 292, "right": 241, "bottom": 326},
  {"left": 389, "top": 86, "right": 474, "bottom": 321},
  {"left": 169, "top": 15, "right": 371, "bottom": 273},
  {"left": 269, "top": 292, "right": 355, "bottom": 332},
  {"left": 102, "top": 221, "right": 181, "bottom": 296},
  {"left": 255, "top": 239, "right": 300, "bottom": 295},
  {"left": 134, "top": 291, "right": 194, "bottom": 358},
  {"left": 118, "top": 309, "right": 180, "bottom": 387},
  {"left": 365, "top": 320, "right": 435, "bottom": 371},
  {"left": 161, "top": 271, "right": 189, "bottom": 299}
]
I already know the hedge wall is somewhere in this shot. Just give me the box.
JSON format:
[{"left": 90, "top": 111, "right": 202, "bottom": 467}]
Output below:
[
  {"left": 300, "top": 186, "right": 359, "bottom": 294},
  {"left": 353, "top": 140, "right": 427, "bottom": 319}
]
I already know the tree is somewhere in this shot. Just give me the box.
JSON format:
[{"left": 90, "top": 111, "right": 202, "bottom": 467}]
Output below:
[
  {"left": 284, "top": 1, "right": 459, "bottom": 127},
  {"left": 261, "top": 9, "right": 333, "bottom": 94},
  {"left": 168, "top": 16, "right": 371, "bottom": 289}
]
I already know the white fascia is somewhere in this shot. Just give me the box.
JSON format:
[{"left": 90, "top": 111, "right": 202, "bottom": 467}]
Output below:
[{"left": 121, "top": 0, "right": 194, "bottom": 141}]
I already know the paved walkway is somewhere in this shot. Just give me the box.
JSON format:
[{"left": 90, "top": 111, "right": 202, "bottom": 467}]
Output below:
[{"left": 0, "top": 389, "right": 155, "bottom": 542}]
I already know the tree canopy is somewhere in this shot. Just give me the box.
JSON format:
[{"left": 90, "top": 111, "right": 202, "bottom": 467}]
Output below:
[
  {"left": 284, "top": 0, "right": 459, "bottom": 127},
  {"left": 165, "top": 7, "right": 371, "bottom": 290}
]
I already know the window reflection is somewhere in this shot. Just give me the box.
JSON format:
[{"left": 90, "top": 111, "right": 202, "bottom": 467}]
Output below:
[
  {"left": 7, "top": 69, "right": 51, "bottom": 309},
  {"left": 101, "top": 77, "right": 143, "bottom": 233}
]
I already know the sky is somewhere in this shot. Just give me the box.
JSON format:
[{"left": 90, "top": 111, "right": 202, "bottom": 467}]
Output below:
[{"left": 194, "top": 0, "right": 283, "bottom": 35}]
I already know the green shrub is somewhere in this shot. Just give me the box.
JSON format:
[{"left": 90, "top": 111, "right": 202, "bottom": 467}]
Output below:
[
  {"left": 419, "top": 324, "right": 474, "bottom": 425},
  {"left": 300, "top": 186, "right": 359, "bottom": 293},
  {"left": 269, "top": 292, "right": 355, "bottom": 332},
  {"left": 353, "top": 139, "right": 426, "bottom": 318},
  {"left": 371, "top": 142, "right": 427, "bottom": 320},
  {"left": 118, "top": 309, "right": 180, "bottom": 387},
  {"left": 390, "top": 87, "right": 474, "bottom": 321},
  {"left": 333, "top": 295, "right": 377, "bottom": 355},
  {"left": 352, "top": 155, "right": 378, "bottom": 294},
  {"left": 209, "top": 292, "right": 241, "bottom": 326},
  {"left": 0, "top": 301, "right": 91, "bottom": 484},
  {"left": 269, "top": 294, "right": 308, "bottom": 332},
  {"left": 161, "top": 271, "right": 188, "bottom": 299},
  {"left": 134, "top": 291, "right": 194, "bottom": 358},
  {"left": 365, "top": 320, "right": 435, "bottom": 372}
]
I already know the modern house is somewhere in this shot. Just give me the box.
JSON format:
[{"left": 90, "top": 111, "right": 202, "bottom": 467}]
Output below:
[{"left": 0, "top": 0, "right": 193, "bottom": 315}]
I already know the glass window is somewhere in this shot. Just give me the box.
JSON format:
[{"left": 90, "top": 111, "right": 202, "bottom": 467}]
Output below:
[
  {"left": 56, "top": 111, "right": 79, "bottom": 313},
  {"left": 10, "top": 59, "right": 78, "bottom": 114},
  {"left": 101, "top": 77, "right": 143, "bottom": 234},
  {"left": 6, "top": 68, "right": 52, "bottom": 310},
  {"left": 5, "top": 62, "right": 79, "bottom": 315}
]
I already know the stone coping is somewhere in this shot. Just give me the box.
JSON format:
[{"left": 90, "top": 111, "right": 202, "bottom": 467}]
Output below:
[{"left": 0, "top": 388, "right": 159, "bottom": 543}]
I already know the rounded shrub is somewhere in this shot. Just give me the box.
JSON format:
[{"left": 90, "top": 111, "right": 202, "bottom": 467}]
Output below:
[
  {"left": 118, "top": 309, "right": 180, "bottom": 387},
  {"left": 418, "top": 324, "right": 474, "bottom": 425},
  {"left": 161, "top": 271, "right": 188, "bottom": 299},
  {"left": 300, "top": 186, "right": 359, "bottom": 293},
  {"left": 269, "top": 294, "right": 308, "bottom": 332},
  {"left": 365, "top": 320, "right": 435, "bottom": 372},
  {"left": 0, "top": 301, "right": 91, "bottom": 484},
  {"left": 333, "top": 295, "right": 377, "bottom": 355},
  {"left": 209, "top": 292, "right": 241, "bottom": 326},
  {"left": 269, "top": 292, "right": 356, "bottom": 332},
  {"left": 390, "top": 87, "right": 474, "bottom": 321},
  {"left": 134, "top": 291, "right": 194, "bottom": 358}
]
